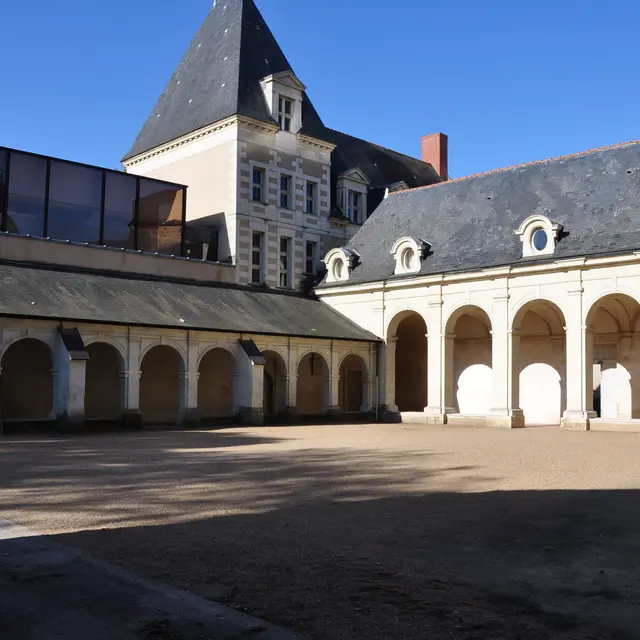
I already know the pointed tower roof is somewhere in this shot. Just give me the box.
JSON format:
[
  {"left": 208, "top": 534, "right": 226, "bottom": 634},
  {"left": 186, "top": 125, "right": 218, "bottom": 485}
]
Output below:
[{"left": 123, "top": 0, "right": 324, "bottom": 161}]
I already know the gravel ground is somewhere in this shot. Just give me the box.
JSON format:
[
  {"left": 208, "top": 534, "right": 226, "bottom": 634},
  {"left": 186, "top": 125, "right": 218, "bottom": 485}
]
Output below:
[{"left": 1, "top": 424, "right": 640, "bottom": 639}]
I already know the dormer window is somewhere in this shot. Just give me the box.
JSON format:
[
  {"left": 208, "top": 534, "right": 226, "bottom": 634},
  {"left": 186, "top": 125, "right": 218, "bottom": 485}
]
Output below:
[
  {"left": 347, "top": 190, "right": 362, "bottom": 224},
  {"left": 278, "top": 96, "right": 293, "bottom": 131},
  {"left": 390, "top": 237, "right": 430, "bottom": 275},
  {"left": 323, "top": 247, "right": 360, "bottom": 284},
  {"left": 515, "top": 215, "right": 563, "bottom": 257}
]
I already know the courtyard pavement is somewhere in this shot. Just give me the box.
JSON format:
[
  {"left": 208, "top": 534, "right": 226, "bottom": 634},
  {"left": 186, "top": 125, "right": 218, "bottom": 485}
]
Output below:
[{"left": 1, "top": 424, "right": 639, "bottom": 639}]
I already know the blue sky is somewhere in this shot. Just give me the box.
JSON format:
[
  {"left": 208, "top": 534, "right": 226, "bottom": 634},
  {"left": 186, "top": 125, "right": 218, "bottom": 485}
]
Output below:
[{"left": 2, "top": 0, "right": 638, "bottom": 178}]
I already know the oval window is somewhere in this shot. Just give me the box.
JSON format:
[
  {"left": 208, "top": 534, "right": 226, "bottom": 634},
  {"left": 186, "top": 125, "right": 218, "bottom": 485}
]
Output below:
[
  {"left": 333, "top": 258, "right": 344, "bottom": 280},
  {"left": 532, "top": 228, "right": 548, "bottom": 251},
  {"left": 401, "top": 248, "right": 415, "bottom": 271}
]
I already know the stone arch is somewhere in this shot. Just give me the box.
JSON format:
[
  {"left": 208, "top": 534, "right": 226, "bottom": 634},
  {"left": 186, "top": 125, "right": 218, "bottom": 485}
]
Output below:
[
  {"left": 338, "top": 353, "right": 368, "bottom": 413},
  {"left": 139, "top": 341, "right": 187, "bottom": 370},
  {"left": 512, "top": 299, "right": 566, "bottom": 426},
  {"left": 388, "top": 310, "right": 428, "bottom": 412},
  {"left": 296, "top": 352, "right": 329, "bottom": 416},
  {"left": 198, "top": 347, "right": 236, "bottom": 421},
  {"left": 586, "top": 293, "right": 640, "bottom": 419},
  {"left": 1, "top": 338, "right": 54, "bottom": 420},
  {"left": 263, "top": 350, "right": 287, "bottom": 419},
  {"left": 445, "top": 305, "right": 493, "bottom": 415},
  {"left": 139, "top": 345, "right": 185, "bottom": 424},
  {"left": 85, "top": 342, "right": 125, "bottom": 421}
]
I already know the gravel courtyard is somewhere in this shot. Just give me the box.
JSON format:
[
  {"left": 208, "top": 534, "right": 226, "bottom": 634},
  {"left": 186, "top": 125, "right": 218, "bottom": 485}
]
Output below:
[{"left": 1, "top": 424, "right": 640, "bottom": 639}]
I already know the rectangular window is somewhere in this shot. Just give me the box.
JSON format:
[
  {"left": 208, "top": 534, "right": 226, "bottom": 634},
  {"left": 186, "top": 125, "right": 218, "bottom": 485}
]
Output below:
[
  {"left": 6, "top": 151, "right": 47, "bottom": 237},
  {"left": 47, "top": 160, "right": 102, "bottom": 244},
  {"left": 103, "top": 171, "right": 137, "bottom": 250},
  {"left": 137, "top": 178, "right": 184, "bottom": 256},
  {"left": 278, "top": 96, "right": 293, "bottom": 131},
  {"left": 279, "top": 236, "right": 291, "bottom": 288},
  {"left": 251, "top": 231, "right": 264, "bottom": 284},
  {"left": 252, "top": 167, "right": 264, "bottom": 202},
  {"left": 305, "top": 181, "right": 317, "bottom": 214},
  {"left": 279, "top": 174, "right": 291, "bottom": 209},
  {"left": 347, "top": 190, "right": 362, "bottom": 224},
  {"left": 305, "top": 240, "right": 317, "bottom": 275}
]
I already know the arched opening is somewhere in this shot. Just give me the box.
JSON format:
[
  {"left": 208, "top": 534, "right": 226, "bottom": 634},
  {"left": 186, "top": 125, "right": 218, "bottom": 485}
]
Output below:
[
  {"left": 263, "top": 350, "right": 287, "bottom": 419},
  {"left": 339, "top": 354, "right": 368, "bottom": 413},
  {"left": 445, "top": 306, "right": 492, "bottom": 415},
  {"left": 391, "top": 312, "right": 427, "bottom": 412},
  {"left": 198, "top": 348, "right": 235, "bottom": 421},
  {"left": 296, "top": 352, "right": 329, "bottom": 416},
  {"left": 0, "top": 338, "right": 53, "bottom": 420},
  {"left": 139, "top": 345, "right": 185, "bottom": 424},
  {"left": 513, "top": 300, "right": 566, "bottom": 426},
  {"left": 85, "top": 342, "right": 124, "bottom": 422},
  {"left": 586, "top": 293, "right": 640, "bottom": 419}
]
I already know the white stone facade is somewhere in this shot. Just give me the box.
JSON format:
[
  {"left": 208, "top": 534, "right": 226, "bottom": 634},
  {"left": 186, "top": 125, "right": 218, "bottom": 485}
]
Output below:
[
  {"left": 317, "top": 253, "right": 640, "bottom": 432},
  {"left": 124, "top": 115, "right": 362, "bottom": 290}
]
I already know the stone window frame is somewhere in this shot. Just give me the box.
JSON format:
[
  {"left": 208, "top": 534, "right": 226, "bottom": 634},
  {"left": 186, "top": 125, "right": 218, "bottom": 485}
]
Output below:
[
  {"left": 390, "top": 237, "right": 431, "bottom": 275},
  {"left": 515, "top": 215, "right": 563, "bottom": 258},
  {"left": 323, "top": 247, "right": 359, "bottom": 284}
]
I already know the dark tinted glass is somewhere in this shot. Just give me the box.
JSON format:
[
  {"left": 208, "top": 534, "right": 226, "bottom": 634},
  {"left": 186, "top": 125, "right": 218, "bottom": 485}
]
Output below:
[
  {"left": 0, "top": 149, "right": 8, "bottom": 229},
  {"left": 47, "top": 161, "right": 102, "bottom": 243},
  {"left": 137, "top": 178, "right": 184, "bottom": 255},
  {"left": 104, "top": 172, "right": 136, "bottom": 249},
  {"left": 6, "top": 152, "right": 46, "bottom": 236}
]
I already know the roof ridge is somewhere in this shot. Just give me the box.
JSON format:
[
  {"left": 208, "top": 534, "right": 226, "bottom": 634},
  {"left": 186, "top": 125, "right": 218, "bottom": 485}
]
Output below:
[
  {"left": 391, "top": 139, "right": 640, "bottom": 197},
  {"left": 324, "top": 127, "right": 441, "bottom": 171}
]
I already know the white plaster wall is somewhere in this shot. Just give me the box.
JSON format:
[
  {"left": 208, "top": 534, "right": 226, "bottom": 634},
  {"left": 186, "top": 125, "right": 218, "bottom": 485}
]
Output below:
[{"left": 317, "top": 254, "right": 640, "bottom": 428}]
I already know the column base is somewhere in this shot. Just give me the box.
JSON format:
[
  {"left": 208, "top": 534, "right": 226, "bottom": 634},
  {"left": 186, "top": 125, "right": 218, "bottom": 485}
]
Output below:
[
  {"left": 328, "top": 406, "right": 342, "bottom": 418},
  {"left": 57, "top": 412, "right": 85, "bottom": 434},
  {"left": 122, "top": 410, "right": 144, "bottom": 431},
  {"left": 381, "top": 406, "right": 402, "bottom": 423},
  {"left": 423, "top": 406, "right": 455, "bottom": 425},
  {"left": 181, "top": 408, "right": 201, "bottom": 427},
  {"left": 561, "top": 411, "right": 596, "bottom": 431},
  {"left": 240, "top": 407, "right": 264, "bottom": 426},
  {"left": 486, "top": 409, "right": 525, "bottom": 429}
]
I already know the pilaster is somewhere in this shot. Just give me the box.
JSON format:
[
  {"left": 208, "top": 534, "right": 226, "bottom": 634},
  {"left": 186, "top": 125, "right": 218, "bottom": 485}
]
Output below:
[
  {"left": 488, "top": 294, "right": 524, "bottom": 428},
  {"left": 562, "top": 286, "right": 595, "bottom": 430}
]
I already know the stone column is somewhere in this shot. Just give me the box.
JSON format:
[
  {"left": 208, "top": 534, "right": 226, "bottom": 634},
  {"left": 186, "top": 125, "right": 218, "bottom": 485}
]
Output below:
[
  {"left": 182, "top": 337, "right": 201, "bottom": 426},
  {"left": 328, "top": 352, "right": 341, "bottom": 416},
  {"left": 382, "top": 337, "right": 398, "bottom": 417},
  {"left": 54, "top": 335, "right": 87, "bottom": 434},
  {"left": 488, "top": 295, "right": 524, "bottom": 428},
  {"left": 286, "top": 346, "right": 298, "bottom": 419},
  {"left": 442, "top": 333, "right": 456, "bottom": 415},
  {"left": 424, "top": 301, "right": 452, "bottom": 423},
  {"left": 562, "top": 287, "right": 595, "bottom": 430},
  {"left": 177, "top": 372, "right": 189, "bottom": 425},
  {"left": 241, "top": 362, "right": 264, "bottom": 425},
  {"left": 123, "top": 338, "right": 143, "bottom": 429}
]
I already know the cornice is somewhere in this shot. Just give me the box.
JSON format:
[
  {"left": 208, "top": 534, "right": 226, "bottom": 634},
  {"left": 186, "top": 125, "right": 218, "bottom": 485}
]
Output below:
[
  {"left": 316, "top": 251, "right": 640, "bottom": 297},
  {"left": 124, "top": 116, "right": 238, "bottom": 167}
]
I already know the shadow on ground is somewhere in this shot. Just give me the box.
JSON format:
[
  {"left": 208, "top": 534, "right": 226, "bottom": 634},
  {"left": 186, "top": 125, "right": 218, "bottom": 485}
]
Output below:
[{"left": 1, "top": 427, "right": 639, "bottom": 639}]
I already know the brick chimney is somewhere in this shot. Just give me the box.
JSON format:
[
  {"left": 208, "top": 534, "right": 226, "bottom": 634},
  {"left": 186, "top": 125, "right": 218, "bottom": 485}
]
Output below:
[{"left": 421, "top": 133, "right": 448, "bottom": 179}]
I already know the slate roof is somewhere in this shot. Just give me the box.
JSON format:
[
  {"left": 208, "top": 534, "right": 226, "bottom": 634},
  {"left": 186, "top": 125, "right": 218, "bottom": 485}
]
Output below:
[
  {"left": 0, "top": 262, "right": 377, "bottom": 342},
  {"left": 321, "top": 141, "right": 640, "bottom": 287},
  {"left": 123, "top": 0, "right": 324, "bottom": 160},
  {"left": 122, "top": 0, "right": 440, "bottom": 198}
]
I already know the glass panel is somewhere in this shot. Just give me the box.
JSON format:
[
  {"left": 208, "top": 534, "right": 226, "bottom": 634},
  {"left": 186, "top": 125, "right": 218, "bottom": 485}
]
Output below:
[
  {"left": 47, "top": 160, "right": 102, "bottom": 243},
  {"left": 0, "top": 149, "right": 8, "bottom": 230},
  {"left": 104, "top": 172, "right": 137, "bottom": 249},
  {"left": 6, "top": 152, "right": 46, "bottom": 236},
  {"left": 137, "top": 178, "right": 184, "bottom": 255}
]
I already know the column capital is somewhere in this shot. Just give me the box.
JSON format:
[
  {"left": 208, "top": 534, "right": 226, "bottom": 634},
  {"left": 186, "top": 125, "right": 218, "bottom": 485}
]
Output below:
[
  {"left": 492, "top": 294, "right": 510, "bottom": 303},
  {"left": 567, "top": 287, "right": 584, "bottom": 296},
  {"left": 387, "top": 336, "right": 398, "bottom": 344}
]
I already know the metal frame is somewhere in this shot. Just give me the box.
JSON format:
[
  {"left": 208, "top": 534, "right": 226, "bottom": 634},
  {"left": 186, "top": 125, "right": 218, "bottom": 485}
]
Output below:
[{"left": 0, "top": 146, "right": 188, "bottom": 257}]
